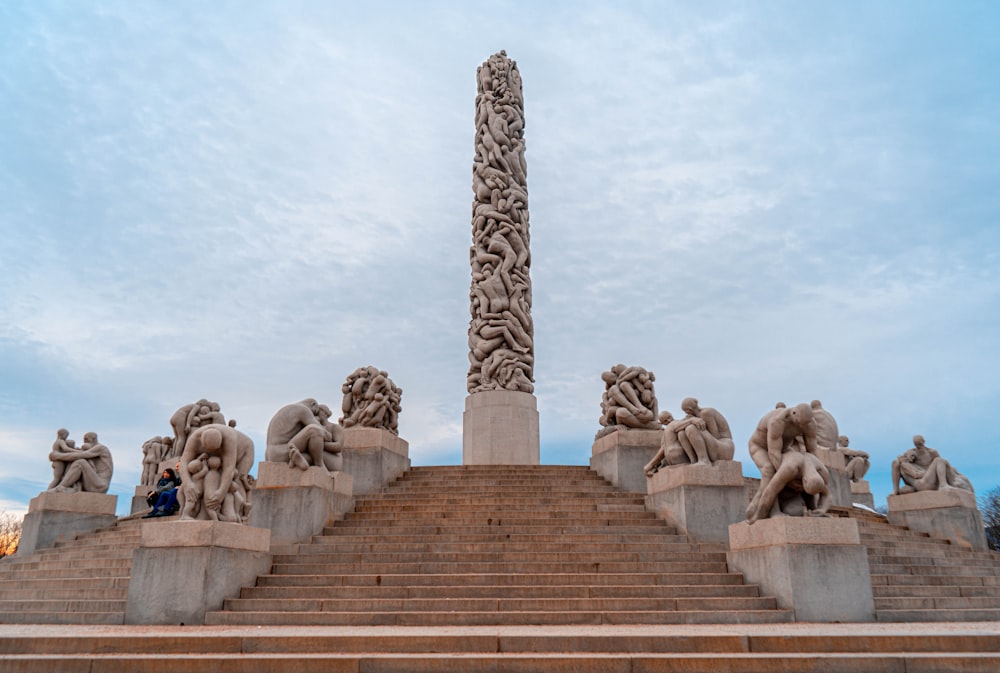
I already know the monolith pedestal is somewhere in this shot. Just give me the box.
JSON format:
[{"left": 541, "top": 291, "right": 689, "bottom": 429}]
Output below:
[
  {"left": 341, "top": 427, "right": 410, "bottom": 493},
  {"left": 462, "top": 391, "right": 540, "bottom": 465},
  {"left": 19, "top": 491, "right": 118, "bottom": 555},
  {"left": 645, "top": 461, "right": 747, "bottom": 544},
  {"left": 727, "top": 517, "right": 875, "bottom": 622},
  {"left": 590, "top": 429, "right": 660, "bottom": 493},
  {"left": 248, "top": 462, "right": 354, "bottom": 547},
  {"left": 888, "top": 489, "right": 988, "bottom": 551},
  {"left": 125, "top": 520, "right": 271, "bottom": 625}
]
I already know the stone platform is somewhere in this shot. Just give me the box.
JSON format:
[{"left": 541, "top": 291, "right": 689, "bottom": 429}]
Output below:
[{"left": 2, "top": 622, "right": 999, "bottom": 672}]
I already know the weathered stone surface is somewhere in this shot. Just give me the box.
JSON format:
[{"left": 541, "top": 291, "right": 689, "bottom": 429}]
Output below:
[
  {"left": 341, "top": 367, "right": 403, "bottom": 435},
  {"left": 591, "top": 429, "right": 660, "bottom": 493},
  {"left": 340, "top": 427, "right": 411, "bottom": 493},
  {"left": 463, "top": 390, "right": 539, "bottom": 465},
  {"left": 850, "top": 479, "right": 875, "bottom": 509},
  {"left": 139, "top": 519, "right": 270, "bottom": 552},
  {"left": 891, "top": 435, "right": 974, "bottom": 495},
  {"left": 728, "top": 518, "right": 875, "bottom": 623}
]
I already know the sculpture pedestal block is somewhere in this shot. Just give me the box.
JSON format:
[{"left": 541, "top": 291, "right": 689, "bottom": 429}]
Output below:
[
  {"left": 851, "top": 480, "right": 875, "bottom": 509},
  {"left": 131, "top": 485, "right": 153, "bottom": 515},
  {"left": 727, "top": 517, "right": 875, "bottom": 623},
  {"left": 814, "top": 449, "right": 852, "bottom": 508},
  {"left": 19, "top": 491, "right": 118, "bottom": 555},
  {"left": 125, "top": 521, "right": 271, "bottom": 625},
  {"left": 248, "top": 462, "right": 354, "bottom": 546},
  {"left": 887, "top": 489, "right": 987, "bottom": 551},
  {"left": 462, "top": 391, "right": 540, "bottom": 465},
  {"left": 645, "top": 461, "right": 746, "bottom": 544},
  {"left": 341, "top": 427, "right": 410, "bottom": 494},
  {"left": 590, "top": 429, "right": 661, "bottom": 493}
]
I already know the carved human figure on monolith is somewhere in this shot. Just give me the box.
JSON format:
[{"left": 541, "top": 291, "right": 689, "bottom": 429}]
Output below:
[
  {"left": 837, "top": 436, "right": 871, "bottom": 482},
  {"left": 891, "top": 435, "right": 974, "bottom": 495},
  {"left": 140, "top": 436, "right": 168, "bottom": 486},
  {"left": 467, "top": 50, "right": 535, "bottom": 395},
  {"left": 47, "top": 429, "right": 78, "bottom": 489},
  {"left": 596, "top": 364, "right": 660, "bottom": 438},
  {"left": 745, "top": 403, "right": 820, "bottom": 519},
  {"left": 178, "top": 424, "right": 254, "bottom": 523},
  {"left": 265, "top": 398, "right": 343, "bottom": 474},
  {"left": 341, "top": 367, "right": 403, "bottom": 435},
  {"left": 48, "top": 431, "right": 113, "bottom": 494}
]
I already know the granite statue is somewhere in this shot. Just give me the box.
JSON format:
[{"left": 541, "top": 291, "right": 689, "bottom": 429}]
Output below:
[
  {"left": 891, "top": 435, "right": 974, "bottom": 495},
  {"left": 596, "top": 364, "right": 659, "bottom": 438},
  {"left": 341, "top": 366, "right": 402, "bottom": 435},
  {"left": 467, "top": 50, "right": 535, "bottom": 395},
  {"left": 178, "top": 424, "right": 254, "bottom": 523},
  {"left": 745, "top": 403, "right": 821, "bottom": 520},
  {"left": 47, "top": 431, "right": 113, "bottom": 494},
  {"left": 746, "top": 450, "right": 831, "bottom": 524},
  {"left": 265, "top": 398, "right": 343, "bottom": 474},
  {"left": 837, "top": 435, "right": 871, "bottom": 482},
  {"left": 168, "top": 399, "right": 226, "bottom": 459},
  {"left": 810, "top": 399, "right": 839, "bottom": 451}
]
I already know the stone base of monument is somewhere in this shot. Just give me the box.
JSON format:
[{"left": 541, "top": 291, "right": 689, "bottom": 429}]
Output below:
[
  {"left": 130, "top": 485, "right": 153, "bottom": 515},
  {"left": 644, "top": 460, "right": 747, "bottom": 545},
  {"left": 340, "top": 427, "right": 410, "bottom": 495},
  {"left": 462, "top": 390, "right": 540, "bottom": 465},
  {"left": 814, "top": 448, "right": 852, "bottom": 508},
  {"left": 18, "top": 491, "right": 118, "bottom": 555},
  {"left": 125, "top": 520, "right": 271, "bottom": 625},
  {"left": 727, "top": 516, "right": 876, "bottom": 623},
  {"left": 590, "top": 428, "right": 661, "bottom": 494},
  {"left": 851, "top": 479, "right": 875, "bottom": 509},
  {"left": 248, "top": 462, "right": 354, "bottom": 546},
  {"left": 887, "top": 489, "right": 987, "bottom": 551}
]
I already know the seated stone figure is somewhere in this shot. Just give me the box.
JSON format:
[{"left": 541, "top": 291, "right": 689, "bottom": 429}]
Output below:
[
  {"left": 596, "top": 364, "right": 660, "bottom": 438},
  {"left": 892, "top": 435, "right": 974, "bottom": 495},
  {"left": 746, "top": 450, "right": 831, "bottom": 523},
  {"left": 48, "top": 431, "right": 113, "bottom": 494},
  {"left": 47, "top": 429, "right": 78, "bottom": 489},
  {"left": 673, "top": 397, "right": 735, "bottom": 466},
  {"left": 265, "top": 399, "right": 343, "bottom": 475},
  {"left": 837, "top": 435, "right": 870, "bottom": 482}
]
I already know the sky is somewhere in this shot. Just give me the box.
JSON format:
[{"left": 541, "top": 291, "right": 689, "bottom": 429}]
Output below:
[{"left": 1, "top": 1, "right": 998, "bottom": 517}]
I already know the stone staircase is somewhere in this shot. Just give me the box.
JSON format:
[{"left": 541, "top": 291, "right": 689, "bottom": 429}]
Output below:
[
  {"left": 833, "top": 507, "right": 1000, "bottom": 622},
  {"left": 207, "top": 465, "right": 793, "bottom": 625},
  {"left": 0, "top": 516, "right": 145, "bottom": 625}
]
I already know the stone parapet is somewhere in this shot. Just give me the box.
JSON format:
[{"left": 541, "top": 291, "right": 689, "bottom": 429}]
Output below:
[
  {"left": 343, "top": 427, "right": 409, "bottom": 457},
  {"left": 590, "top": 428, "right": 661, "bottom": 494}
]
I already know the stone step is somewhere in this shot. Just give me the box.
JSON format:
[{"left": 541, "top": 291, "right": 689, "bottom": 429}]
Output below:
[
  {"left": 365, "top": 490, "right": 644, "bottom": 501},
  {"left": 353, "top": 501, "right": 647, "bottom": 512},
  {"left": 0, "top": 586, "right": 127, "bottom": 600},
  {"left": 324, "top": 523, "right": 670, "bottom": 534},
  {"left": 205, "top": 608, "right": 795, "bottom": 626},
  {"left": 255, "top": 572, "right": 748, "bottom": 588},
  {"left": 0, "top": 599, "right": 126, "bottom": 613},
  {"left": 0, "top": 577, "right": 129, "bottom": 593},
  {"left": 873, "top": 584, "right": 1000, "bottom": 598},
  {"left": 0, "top": 557, "right": 131, "bottom": 573},
  {"left": 269, "top": 561, "right": 730, "bottom": 575},
  {"left": 240, "top": 583, "right": 762, "bottom": 600},
  {"left": 870, "top": 563, "right": 1000, "bottom": 577},
  {"left": 294, "top": 541, "right": 716, "bottom": 553},
  {"left": 868, "top": 554, "right": 1000, "bottom": 568},
  {"left": 221, "top": 596, "right": 780, "bottom": 613},
  {"left": 875, "top": 596, "right": 1000, "bottom": 610},
  {"left": 304, "top": 533, "right": 692, "bottom": 545},
  {"left": 270, "top": 551, "right": 728, "bottom": 564},
  {"left": 340, "top": 511, "right": 660, "bottom": 522},
  {"left": 0, "top": 611, "right": 124, "bottom": 625},
  {"left": 872, "top": 574, "right": 1000, "bottom": 587},
  {"left": 877, "top": 608, "right": 1000, "bottom": 622},
  {"left": 0, "top": 566, "right": 130, "bottom": 581}
]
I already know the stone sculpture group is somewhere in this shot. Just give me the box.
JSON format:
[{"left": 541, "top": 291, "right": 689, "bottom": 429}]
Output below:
[
  {"left": 892, "top": 434, "right": 974, "bottom": 495},
  {"left": 467, "top": 50, "right": 534, "bottom": 396},
  {"left": 341, "top": 366, "right": 403, "bottom": 435},
  {"left": 597, "top": 364, "right": 660, "bottom": 438},
  {"left": 46, "top": 429, "right": 113, "bottom": 494}
]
